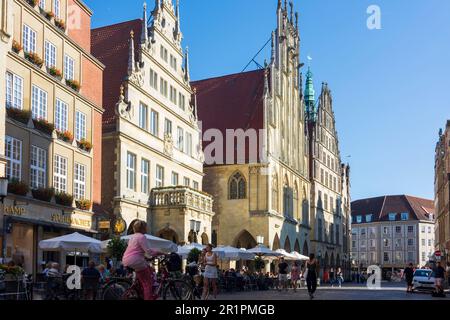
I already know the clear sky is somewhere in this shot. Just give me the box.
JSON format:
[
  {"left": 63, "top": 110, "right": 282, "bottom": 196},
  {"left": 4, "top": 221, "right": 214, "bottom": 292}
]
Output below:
[{"left": 85, "top": 0, "right": 450, "bottom": 202}]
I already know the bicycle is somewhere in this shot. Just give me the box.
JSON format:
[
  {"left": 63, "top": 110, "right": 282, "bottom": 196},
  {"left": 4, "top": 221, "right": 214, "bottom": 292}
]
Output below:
[{"left": 102, "top": 255, "right": 192, "bottom": 300}]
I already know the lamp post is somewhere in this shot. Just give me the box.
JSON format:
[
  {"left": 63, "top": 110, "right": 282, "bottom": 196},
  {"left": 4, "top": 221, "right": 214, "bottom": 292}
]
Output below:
[
  {"left": 0, "top": 177, "right": 8, "bottom": 203},
  {"left": 256, "top": 236, "right": 264, "bottom": 245},
  {"left": 189, "top": 220, "right": 201, "bottom": 244}
]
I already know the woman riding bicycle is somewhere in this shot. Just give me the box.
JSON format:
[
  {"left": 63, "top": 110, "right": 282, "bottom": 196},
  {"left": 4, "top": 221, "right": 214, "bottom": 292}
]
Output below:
[{"left": 122, "top": 220, "right": 163, "bottom": 300}]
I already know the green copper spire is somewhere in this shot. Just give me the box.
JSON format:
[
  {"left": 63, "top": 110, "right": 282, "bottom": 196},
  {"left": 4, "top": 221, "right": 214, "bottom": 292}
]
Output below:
[{"left": 304, "top": 67, "right": 316, "bottom": 120}]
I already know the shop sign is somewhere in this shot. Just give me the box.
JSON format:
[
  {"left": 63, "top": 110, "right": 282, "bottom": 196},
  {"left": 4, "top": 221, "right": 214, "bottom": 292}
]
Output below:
[
  {"left": 98, "top": 221, "right": 111, "bottom": 229},
  {"left": 50, "top": 213, "right": 92, "bottom": 229},
  {"left": 3, "top": 206, "right": 26, "bottom": 216}
]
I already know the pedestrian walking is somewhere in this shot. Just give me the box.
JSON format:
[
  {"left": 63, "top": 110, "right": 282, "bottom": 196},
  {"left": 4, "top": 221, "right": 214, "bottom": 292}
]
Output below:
[
  {"left": 403, "top": 263, "right": 414, "bottom": 293},
  {"left": 329, "top": 267, "right": 335, "bottom": 286},
  {"left": 277, "top": 257, "right": 289, "bottom": 292},
  {"left": 202, "top": 244, "right": 218, "bottom": 300},
  {"left": 81, "top": 261, "right": 101, "bottom": 300},
  {"left": 336, "top": 267, "right": 344, "bottom": 288},
  {"left": 291, "top": 262, "right": 300, "bottom": 292},
  {"left": 305, "top": 253, "right": 319, "bottom": 300},
  {"left": 432, "top": 261, "right": 446, "bottom": 297}
]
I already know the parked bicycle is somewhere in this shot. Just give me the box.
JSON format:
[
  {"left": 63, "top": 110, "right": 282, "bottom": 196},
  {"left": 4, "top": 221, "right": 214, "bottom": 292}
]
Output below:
[{"left": 102, "top": 255, "right": 192, "bottom": 300}]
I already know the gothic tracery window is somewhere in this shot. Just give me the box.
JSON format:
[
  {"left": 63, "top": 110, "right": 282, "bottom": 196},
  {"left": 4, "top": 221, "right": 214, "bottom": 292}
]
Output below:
[{"left": 229, "top": 172, "right": 246, "bottom": 200}]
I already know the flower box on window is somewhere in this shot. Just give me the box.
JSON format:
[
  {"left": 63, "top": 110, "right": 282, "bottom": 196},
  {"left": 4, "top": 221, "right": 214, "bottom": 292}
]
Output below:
[
  {"left": 55, "top": 192, "right": 74, "bottom": 207},
  {"left": 75, "top": 199, "right": 91, "bottom": 211},
  {"left": 6, "top": 107, "right": 31, "bottom": 125},
  {"left": 32, "top": 187, "right": 54, "bottom": 202},
  {"left": 44, "top": 11, "right": 54, "bottom": 20},
  {"left": 33, "top": 118, "right": 55, "bottom": 136},
  {"left": 48, "top": 66, "right": 62, "bottom": 79},
  {"left": 26, "top": 0, "right": 39, "bottom": 7},
  {"left": 65, "top": 79, "right": 81, "bottom": 92},
  {"left": 56, "top": 130, "right": 73, "bottom": 143},
  {"left": 12, "top": 40, "right": 22, "bottom": 54},
  {"left": 54, "top": 18, "right": 66, "bottom": 31},
  {"left": 77, "top": 139, "right": 92, "bottom": 152},
  {"left": 7, "top": 179, "right": 29, "bottom": 196},
  {"left": 24, "top": 52, "right": 44, "bottom": 68}
]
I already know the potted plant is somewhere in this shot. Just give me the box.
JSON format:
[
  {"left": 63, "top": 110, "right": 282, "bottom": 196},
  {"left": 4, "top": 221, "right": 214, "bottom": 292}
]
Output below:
[
  {"left": 7, "top": 179, "right": 29, "bottom": 196},
  {"left": 56, "top": 130, "right": 73, "bottom": 143},
  {"left": 12, "top": 40, "right": 22, "bottom": 54},
  {"left": 77, "top": 139, "right": 92, "bottom": 152},
  {"left": 187, "top": 248, "right": 202, "bottom": 264},
  {"left": 48, "top": 66, "right": 62, "bottom": 79},
  {"left": 6, "top": 107, "right": 31, "bottom": 125},
  {"left": 75, "top": 199, "right": 92, "bottom": 211},
  {"left": 44, "top": 11, "right": 54, "bottom": 20},
  {"left": 31, "top": 187, "right": 55, "bottom": 202},
  {"left": 33, "top": 118, "right": 55, "bottom": 135},
  {"left": 24, "top": 52, "right": 44, "bottom": 68},
  {"left": 26, "top": 0, "right": 39, "bottom": 7},
  {"left": 54, "top": 18, "right": 66, "bottom": 31},
  {"left": 55, "top": 192, "right": 74, "bottom": 207},
  {"left": 65, "top": 79, "right": 81, "bottom": 91}
]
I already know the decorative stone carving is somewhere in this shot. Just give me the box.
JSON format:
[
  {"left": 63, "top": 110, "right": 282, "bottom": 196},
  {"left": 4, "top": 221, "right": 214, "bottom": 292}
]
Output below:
[
  {"left": 128, "top": 69, "right": 145, "bottom": 87},
  {"left": 163, "top": 133, "right": 174, "bottom": 158}
]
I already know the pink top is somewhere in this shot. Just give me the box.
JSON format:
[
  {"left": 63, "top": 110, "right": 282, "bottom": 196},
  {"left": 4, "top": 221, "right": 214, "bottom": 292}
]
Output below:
[
  {"left": 291, "top": 266, "right": 300, "bottom": 280},
  {"left": 122, "top": 233, "right": 157, "bottom": 272}
]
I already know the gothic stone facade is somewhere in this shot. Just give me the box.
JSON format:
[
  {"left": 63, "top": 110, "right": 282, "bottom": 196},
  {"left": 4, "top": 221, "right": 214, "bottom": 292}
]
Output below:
[{"left": 194, "top": 1, "right": 311, "bottom": 256}]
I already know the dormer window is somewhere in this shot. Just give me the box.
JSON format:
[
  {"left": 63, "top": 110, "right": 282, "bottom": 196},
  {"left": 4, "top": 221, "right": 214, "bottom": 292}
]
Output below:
[
  {"left": 356, "top": 215, "right": 362, "bottom": 223},
  {"left": 388, "top": 213, "right": 397, "bottom": 221},
  {"left": 366, "top": 214, "right": 373, "bottom": 223},
  {"left": 401, "top": 212, "right": 409, "bottom": 221}
]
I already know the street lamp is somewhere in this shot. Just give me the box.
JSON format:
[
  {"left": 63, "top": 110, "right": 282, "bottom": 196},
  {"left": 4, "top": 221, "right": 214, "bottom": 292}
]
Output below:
[{"left": 0, "top": 177, "right": 8, "bottom": 203}]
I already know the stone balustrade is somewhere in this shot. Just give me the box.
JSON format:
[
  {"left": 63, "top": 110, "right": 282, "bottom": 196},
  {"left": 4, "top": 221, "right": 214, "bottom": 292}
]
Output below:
[{"left": 150, "top": 187, "right": 214, "bottom": 214}]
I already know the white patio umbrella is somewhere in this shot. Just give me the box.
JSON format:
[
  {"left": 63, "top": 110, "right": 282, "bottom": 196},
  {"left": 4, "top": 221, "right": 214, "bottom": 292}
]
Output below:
[
  {"left": 101, "top": 234, "right": 178, "bottom": 253},
  {"left": 39, "top": 232, "right": 103, "bottom": 266},
  {"left": 247, "top": 244, "right": 282, "bottom": 258},
  {"left": 290, "top": 251, "right": 310, "bottom": 261},
  {"left": 213, "top": 246, "right": 255, "bottom": 261},
  {"left": 275, "top": 249, "right": 299, "bottom": 261},
  {"left": 177, "top": 243, "right": 206, "bottom": 258}
]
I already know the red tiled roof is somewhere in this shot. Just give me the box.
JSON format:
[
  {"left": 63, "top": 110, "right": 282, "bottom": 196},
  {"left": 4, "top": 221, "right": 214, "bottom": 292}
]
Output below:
[
  {"left": 91, "top": 19, "right": 142, "bottom": 130},
  {"left": 191, "top": 69, "right": 266, "bottom": 164},
  {"left": 351, "top": 195, "right": 434, "bottom": 223}
]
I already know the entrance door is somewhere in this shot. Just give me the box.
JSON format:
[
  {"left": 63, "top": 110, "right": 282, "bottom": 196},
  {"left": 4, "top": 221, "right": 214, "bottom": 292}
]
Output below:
[{"left": 9, "top": 223, "right": 35, "bottom": 274}]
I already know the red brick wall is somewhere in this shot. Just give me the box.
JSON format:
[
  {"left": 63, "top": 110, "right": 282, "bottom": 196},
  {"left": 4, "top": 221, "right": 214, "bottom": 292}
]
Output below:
[
  {"left": 81, "top": 56, "right": 102, "bottom": 106},
  {"left": 67, "top": 0, "right": 91, "bottom": 52}
]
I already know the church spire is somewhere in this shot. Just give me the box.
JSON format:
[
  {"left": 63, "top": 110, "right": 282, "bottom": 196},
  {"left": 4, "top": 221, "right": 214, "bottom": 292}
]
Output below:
[
  {"left": 184, "top": 46, "right": 190, "bottom": 82},
  {"left": 289, "top": 1, "right": 294, "bottom": 23},
  {"left": 174, "top": 0, "right": 181, "bottom": 39},
  {"left": 305, "top": 67, "right": 316, "bottom": 120},
  {"left": 128, "top": 30, "right": 136, "bottom": 76},
  {"left": 141, "top": 3, "right": 148, "bottom": 45}
]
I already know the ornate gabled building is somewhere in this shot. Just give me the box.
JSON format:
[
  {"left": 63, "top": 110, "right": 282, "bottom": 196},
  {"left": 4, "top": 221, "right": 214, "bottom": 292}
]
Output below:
[
  {"left": 434, "top": 121, "right": 450, "bottom": 265},
  {"left": 91, "top": 1, "right": 214, "bottom": 244},
  {"left": 193, "top": 1, "right": 311, "bottom": 259},
  {"left": 306, "top": 73, "right": 351, "bottom": 277}
]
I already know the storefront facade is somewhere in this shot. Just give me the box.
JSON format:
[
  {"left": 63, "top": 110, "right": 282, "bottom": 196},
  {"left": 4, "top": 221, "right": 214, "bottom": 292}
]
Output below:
[{"left": 1, "top": 194, "right": 96, "bottom": 275}]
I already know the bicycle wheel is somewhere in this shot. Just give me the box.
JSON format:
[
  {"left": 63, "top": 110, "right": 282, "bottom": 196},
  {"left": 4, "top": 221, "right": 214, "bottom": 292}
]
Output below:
[
  {"left": 102, "top": 281, "right": 130, "bottom": 300},
  {"left": 162, "top": 280, "right": 192, "bottom": 300}
]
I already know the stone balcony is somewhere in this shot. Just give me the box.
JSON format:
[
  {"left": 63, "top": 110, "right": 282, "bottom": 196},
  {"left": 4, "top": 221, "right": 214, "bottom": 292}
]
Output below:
[{"left": 150, "top": 186, "right": 214, "bottom": 216}]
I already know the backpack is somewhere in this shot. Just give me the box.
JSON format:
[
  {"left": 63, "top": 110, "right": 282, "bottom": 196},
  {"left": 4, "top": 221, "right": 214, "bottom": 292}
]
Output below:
[{"left": 167, "top": 252, "right": 182, "bottom": 272}]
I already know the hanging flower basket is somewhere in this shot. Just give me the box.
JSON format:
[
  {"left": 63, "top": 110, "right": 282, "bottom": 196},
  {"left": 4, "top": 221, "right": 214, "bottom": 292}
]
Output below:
[
  {"left": 6, "top": 107, "right": 31, "bottom": 125},
  {"left": 33, "top": 118, "right": 55, "bottom": 136},
  {"left": 12, "top": 40, "right": 22, "bottom": 54},
  {"left": 7, "top": 179, "right": 29, "bottom": 196},
  {"left": 44, "top": 11, "right": 55, "bottom": 20},
  {"left": 0, "top": 265, "right": 25, "bottom": 276},
  {"left": 24, "top": 51, "right": 44, "bottom": 68},
  {"left": 32, "top": 187, "right": 55, "bottom": 202},
  {"left": 56, "top": 130, "right": 73, "bottom": 143},
  {"left": 77, "top": 139, "right": 92, "bottom": 152},
  {"left": 76, "top": 199, "right": 92, "bottom": 211}
]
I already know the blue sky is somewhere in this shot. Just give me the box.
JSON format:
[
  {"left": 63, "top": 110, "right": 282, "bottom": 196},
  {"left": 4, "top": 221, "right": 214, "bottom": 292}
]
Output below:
[{"left": 85, "top": 0, "right": 450, "bottom": 201}]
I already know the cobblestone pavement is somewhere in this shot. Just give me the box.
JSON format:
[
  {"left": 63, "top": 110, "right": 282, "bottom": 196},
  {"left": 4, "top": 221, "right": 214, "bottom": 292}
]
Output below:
[{"left": 214, "top": 282, "right": 450, "bottom": 301}]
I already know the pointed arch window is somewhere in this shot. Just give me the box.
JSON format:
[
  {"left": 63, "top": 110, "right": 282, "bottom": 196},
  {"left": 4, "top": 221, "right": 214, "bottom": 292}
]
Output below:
[{"left": 229, "top": 172, "right": 246, "bottom": 200}]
